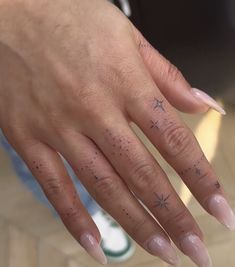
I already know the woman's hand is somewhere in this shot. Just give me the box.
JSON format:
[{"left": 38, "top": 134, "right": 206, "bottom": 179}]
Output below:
[{"left": 0, "top": 0, "right": 232, "bottom": 266}]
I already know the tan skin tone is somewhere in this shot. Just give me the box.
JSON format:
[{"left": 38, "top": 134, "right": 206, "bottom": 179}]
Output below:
[{"left": 0, "top": 0, "right": 230, "bottom": 265}]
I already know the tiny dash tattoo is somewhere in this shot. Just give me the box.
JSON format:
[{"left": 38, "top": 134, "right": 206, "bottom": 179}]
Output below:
[
  {"left": 153, "top": 193, "right": 170, "bottom": 211},
  {"left": 195, "top": 168, "right": 201, "bottom": 176},
  {"left": 153, "top": 98, "right": 165, "bottom": 112},
  {"left": 215, "top": 181, "right": 221, "bottom": 189},
  {"left": 150, "top": 120, "right": 159, "bottom": 129}
]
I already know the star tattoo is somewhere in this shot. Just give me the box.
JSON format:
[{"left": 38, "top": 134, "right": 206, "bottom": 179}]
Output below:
[
  {"left": 150, "top": 120, "right": 159, "bottom": 129},
  {"left": 153, "top": 193, "right": 170, "bottom": 211},
  {"left": 153, "top": 98, "right": 165, "bottom": 112}
]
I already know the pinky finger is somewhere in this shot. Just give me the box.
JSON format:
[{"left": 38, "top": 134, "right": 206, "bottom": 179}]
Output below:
[{"left": 9, "top": 136, "right": 107, "bottom": 265}]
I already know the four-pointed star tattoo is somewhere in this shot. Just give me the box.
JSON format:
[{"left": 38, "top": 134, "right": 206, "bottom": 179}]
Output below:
[
  {"left": 153, "top": 98, "right": 165, "bottom": 112},
  {"left": 150, "top": 120, "right": 159, "bottom": 129}
]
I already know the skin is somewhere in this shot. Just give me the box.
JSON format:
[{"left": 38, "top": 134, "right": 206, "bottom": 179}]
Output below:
[{"left": 0, "top": 0, "right": 228, "bottom": 263}]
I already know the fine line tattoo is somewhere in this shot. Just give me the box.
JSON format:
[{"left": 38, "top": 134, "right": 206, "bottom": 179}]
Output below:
[
  {"left": 150, "top": 120, "right": 159, "bottom": 129},
  {"left": 215, "top": 181, "right": 221, "bottom": 189},
  {"left": 195, "top": 168, "right": 201, "bottom": 176},
  {"left": 153, "top": 98, "right": 165, "bottom": 112},
  {"left": 153, "top": 193, "right": 170, "bottom": 211}
]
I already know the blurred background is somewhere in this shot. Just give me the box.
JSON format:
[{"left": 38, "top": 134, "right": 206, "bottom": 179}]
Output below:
[{"left": 0, "top": 1, "right": 235, "bottom": 267}]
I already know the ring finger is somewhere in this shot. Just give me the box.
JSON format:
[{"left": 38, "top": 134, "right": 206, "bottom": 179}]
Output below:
[
  {"left": 80, "top": 110, "right": 212, "bottom": 267},
  {"left": 50, "top": 128, "right": 182, "bottom": 266}
]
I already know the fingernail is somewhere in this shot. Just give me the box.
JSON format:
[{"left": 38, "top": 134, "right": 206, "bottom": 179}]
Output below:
[
  {"left": 180, "top": 234, "right": 212, "bottom": 267},
  {"left": 80, "top": 232, "right": 107, "bottom": 265},
  {"left": 145, "top": 235, "right": 180, "bottom": 266},
  {"left": 208, "top": 194, "right": 235, "bottom": 230},
  {"left": 191, "top": 88, "right": 226, "bottom": 115}
]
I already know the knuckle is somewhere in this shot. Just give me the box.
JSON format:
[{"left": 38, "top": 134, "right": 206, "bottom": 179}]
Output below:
[
  {"left": 73, "top": 86, "right": 97, "bottom": 105},
  {"left": 161, "top": 125, "right": 193, "bottom": 157},
  {"left": 43, "top": 177, "right": 64, "bottom": 197},
  {"left": 130, "top": 162, "right": 157, "bottom": 193},
  {"left": 93, "top": 175, "right": 118, "bottom": 198},
  {"left": 162, "top": 61, "right": 183, "bottom": 83},
  {"left": 101, "top": 59, "right": 137, "bottom": 91},
  {"left": 130, "top": 218, "right": 148, "bottom": 237},
  {"left": 62, "top": 207, "right": 81, "bottom": 222},
  {"left": 163, "top": 210, "right": 188, "bottom": 227}
]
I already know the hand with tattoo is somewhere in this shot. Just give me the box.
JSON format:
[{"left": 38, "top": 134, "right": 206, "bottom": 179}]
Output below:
[{"left": 0, "top": 0, "right": 232, "bottom": 266}]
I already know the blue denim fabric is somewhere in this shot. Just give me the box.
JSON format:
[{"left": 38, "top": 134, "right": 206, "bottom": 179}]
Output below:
[{"left": 0, "top": 129, "right": 100, "bottom": 216}]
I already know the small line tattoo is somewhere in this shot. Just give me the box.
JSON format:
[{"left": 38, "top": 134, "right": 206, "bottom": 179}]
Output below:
[
  {"left": 153, "top": 98, "right": 165, "bottom": 112},
  {"left": 215, "top": 181, "right": 221, "bottom": 189},
  {"left": 153, "top": 193, "right": 170, "bottom": 211},
  {"left": 195, "top": 168, "right": 201, "bottom": 176},
  {"left": 150, "top": 120, "right": 159, "bottom": 129}
]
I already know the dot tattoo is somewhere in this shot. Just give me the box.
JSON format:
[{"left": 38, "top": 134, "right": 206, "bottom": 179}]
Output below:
[
  {"left": 122, "top": 208, "right": 134, "bottom": 222},
  {"left": 178, "top": 154, "right": 205, "bottom": 176},
  {"left": 153, "top": 98, "right": 165, "bottom": 112},
  {"left": 32, "top": 161, "right": 43, "bottom": 174},
  {"left": 150, "top": 120, "right": 159, "bottom": 130},
  {"left": 153, "top": 193, "right": 170, "bottom": 211},
  {"left": 104, "top": 128, "right": 132, "bottom": 160}
]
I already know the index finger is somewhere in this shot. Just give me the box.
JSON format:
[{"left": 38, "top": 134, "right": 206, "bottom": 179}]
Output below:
[{"left": 127, "top": 87, "right": 235, "bottom": 231}]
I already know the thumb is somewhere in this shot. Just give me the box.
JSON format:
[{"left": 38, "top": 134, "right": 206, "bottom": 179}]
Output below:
[{"left": 132, "top": 27, "right": 225, "bottom": 115}]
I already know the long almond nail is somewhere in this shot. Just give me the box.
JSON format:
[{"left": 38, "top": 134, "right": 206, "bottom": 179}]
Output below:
[
  {"left": 145, "top": 235, "right": 180, "bottom": 266},
  {"left": 208, "top": 194, "right": 235, "bottom": 230},
  {"left": 80, "top": 232, "right": 107, "bottom": 265},
  {"left": 191, "top": 88, "right": 226, "bottom": 115},
  {"left": 180, "top": 234, "right": 212, "bottom": 267}
]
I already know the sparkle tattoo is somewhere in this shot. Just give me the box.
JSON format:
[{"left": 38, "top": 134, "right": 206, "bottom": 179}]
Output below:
[
  {"left": 150, "top": 120, "right": 159, "bottom": 129},
  {"left": 153, "top": 193, "right": 170, "bottom": 211},
  {"left": 153, "top": 98, "right": 165, "bottom": 112}
]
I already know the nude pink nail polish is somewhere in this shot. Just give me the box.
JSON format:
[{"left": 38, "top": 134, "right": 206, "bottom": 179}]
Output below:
[
  {"left": 80, "top": 232, "right": 107, "bottom": 265},
  {"left": 180, "top": 234, "right": 212, "bottom": 267},
  {"left": 208, "top": 194, "right": 235, "bottom": 230},
  {"left": 191, "top": 88, "right": 226, "bottom": 115},
  {"left": 145, "top": 235, "right": 180, "bottom": 266}
]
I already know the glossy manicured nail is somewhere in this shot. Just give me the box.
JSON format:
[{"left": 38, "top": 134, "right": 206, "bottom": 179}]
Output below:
[
  {"left": 145, "top": 235, "right": 180, "bottom": 266},
  {"left": 180, "top": 234, "right": 212, "bottom": 267},
  {"left": 80, "top": 232, "right": 107, "bottom": 265},
  {"left": 191, "top": 88, "right": 226, "bottom": 115},
  {"left": 208, "top": 194, "right": 235, "bottom": 230}
]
